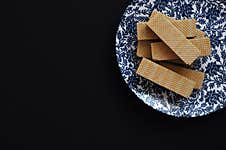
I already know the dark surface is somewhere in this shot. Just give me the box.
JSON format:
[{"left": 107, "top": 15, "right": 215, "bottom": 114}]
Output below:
[{"left": 2, "top": 0, "right": 226, "bottom": 149}]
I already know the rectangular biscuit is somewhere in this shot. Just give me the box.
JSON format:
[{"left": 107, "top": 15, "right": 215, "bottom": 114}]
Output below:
[
  {"left": 160, "top": 62, "right": 205, "bottom": 89},
  {"left": 151, "top": 37, "right": 211, "bottom": 61},
  {"left": 147, "top": 13, "right": 200, "bottom": 65},
  {"left": 150, "top": 11, "right": 196, "bottom": 37},
  {"left": 136, "top": 58, "right": 195, "bottom": 98},
  {"left": 137, "top": 20, "right": 197, "bottom": 40},
  {"left": 138, "top": 11, "right": 197, "bottom": 40},
  {"left": 137, "top": 40, "right": 152, "bottom": 58}
]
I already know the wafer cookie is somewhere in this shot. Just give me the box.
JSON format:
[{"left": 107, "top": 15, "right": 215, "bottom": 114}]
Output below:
[
  {"left": 136, "top": 58, "right": 195, "bottom": 98},
  {"left": 147, "top": 13, "right": 200, "bottom": 65},
  {"left": 160, "top": 62, "right": 205, "bottom": 89},
  {"left": 150, "top": 11, "right": 197, "bottom": 38},
  {"left": 138, "top": 20, "right": 197, "bottom": 40}
]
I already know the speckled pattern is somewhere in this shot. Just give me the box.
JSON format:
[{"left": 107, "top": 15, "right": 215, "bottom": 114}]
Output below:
[{"left": 115, "top": 0, "right": 226, "bottom": 117}]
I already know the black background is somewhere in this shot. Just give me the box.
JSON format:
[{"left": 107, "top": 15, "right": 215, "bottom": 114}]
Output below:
[{"left": 2, "top": 0, "right": 226, "bottom": 149}]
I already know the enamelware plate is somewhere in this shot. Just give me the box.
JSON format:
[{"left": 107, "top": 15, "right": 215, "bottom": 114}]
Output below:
[{"left": 116, "top": 0, "right": 226, "bottom": 117}]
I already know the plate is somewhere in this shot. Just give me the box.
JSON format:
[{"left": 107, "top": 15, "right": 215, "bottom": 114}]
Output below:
[{"left": 116, "top": 0, "right": 226, "bottom": 117}]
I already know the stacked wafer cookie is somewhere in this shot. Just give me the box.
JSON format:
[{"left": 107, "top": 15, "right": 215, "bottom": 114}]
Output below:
[{"left": 136, "top": 11, "right": 211, "bottom": 98}]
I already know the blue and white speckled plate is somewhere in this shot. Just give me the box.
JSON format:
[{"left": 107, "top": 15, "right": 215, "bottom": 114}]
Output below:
[{"left": 116, "top": 0, "right": 226, "bottom": 117}]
